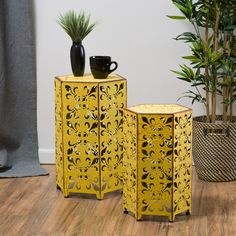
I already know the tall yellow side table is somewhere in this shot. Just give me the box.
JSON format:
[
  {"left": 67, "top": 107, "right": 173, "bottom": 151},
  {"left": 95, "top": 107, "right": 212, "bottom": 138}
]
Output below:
[
  {"left": 123, "top": 104, "right": 192, "bottom": 221},
  {"left": 55, "top": 74, "right": 127, "bottom": 199}
]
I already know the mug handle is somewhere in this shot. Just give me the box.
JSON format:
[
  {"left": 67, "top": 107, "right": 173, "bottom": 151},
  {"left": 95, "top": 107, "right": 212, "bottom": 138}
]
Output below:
[{"left": 108, "top": 61, "right": 118, "bottom": 74}]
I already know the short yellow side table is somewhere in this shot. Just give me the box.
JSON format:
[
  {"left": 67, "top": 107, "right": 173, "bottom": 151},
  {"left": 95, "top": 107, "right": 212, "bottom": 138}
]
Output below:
[
  {"left": 123, "top": 104, "right": 192, "bottom": 221},
  {"left": 55, "top": 74, "right": 127, "bottom": 199}
]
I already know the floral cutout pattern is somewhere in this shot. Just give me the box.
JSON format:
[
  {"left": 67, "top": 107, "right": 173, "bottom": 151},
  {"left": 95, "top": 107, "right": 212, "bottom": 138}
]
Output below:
[
  {"left": 123, "top": 108, "right": 192, "bottom": 221},
  {"left": 99, "top": 82, "right": 126, "bottom": 195},
  {"left": 55, "top": 79, "right": 64, "bottom": 190},
  {"left": 138, "top": 114, "right": 174, "bottom": 219},
  {"left": 63, "top": 83, "right": 100, "bottom": 196},
  {"left": 123, "top": 111, "right": 138, "bottom": 215},
  {"left": 55, "top": 77, "right": 126, "bottom": 198},
  {"left": 173, "top": 112, "right": 192, "bottom": 215}
]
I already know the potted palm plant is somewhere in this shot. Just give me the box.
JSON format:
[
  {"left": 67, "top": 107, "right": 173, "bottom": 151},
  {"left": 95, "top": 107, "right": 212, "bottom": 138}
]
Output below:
[
  {"left": 58, "top": 10, "right": 97, "bottom": 76},
  {"left": 168, "top": 0, "right": 236, "bottom": 181}
]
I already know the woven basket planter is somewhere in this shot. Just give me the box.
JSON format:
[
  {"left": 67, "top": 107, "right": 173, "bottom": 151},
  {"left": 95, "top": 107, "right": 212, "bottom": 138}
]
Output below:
[{"left": 193, "top": 116, "right": 236, "bottom": 182}]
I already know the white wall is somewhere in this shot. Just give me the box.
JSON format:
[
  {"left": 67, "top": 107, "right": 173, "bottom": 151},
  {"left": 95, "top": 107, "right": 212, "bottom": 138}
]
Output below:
[{"left": 34, "top": 0, "right": 205, "bottom": 163}]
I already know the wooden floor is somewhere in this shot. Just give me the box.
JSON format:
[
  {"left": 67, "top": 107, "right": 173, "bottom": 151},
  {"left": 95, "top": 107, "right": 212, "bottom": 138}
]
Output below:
[{"left": 0, "top": 165, "right": 236, "bottom": 236}]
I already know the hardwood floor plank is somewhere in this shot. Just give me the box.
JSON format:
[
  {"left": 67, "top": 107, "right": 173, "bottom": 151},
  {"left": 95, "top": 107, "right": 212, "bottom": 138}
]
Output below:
[{"left": 1, "top": 165, "right": 236, "bottom": 236}]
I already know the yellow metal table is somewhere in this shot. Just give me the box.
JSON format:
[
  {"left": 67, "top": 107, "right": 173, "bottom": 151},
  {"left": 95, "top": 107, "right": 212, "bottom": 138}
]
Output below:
[
  {"left": 123, "top": 104, "right": 192, "bottom": 221},
  {"left": 55, "top": 74, "right": 127, "bottom": 199}
]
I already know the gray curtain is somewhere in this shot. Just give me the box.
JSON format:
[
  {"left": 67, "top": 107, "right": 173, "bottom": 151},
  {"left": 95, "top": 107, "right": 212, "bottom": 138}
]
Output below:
[{"left": 0, "top": 0, "right": 48, "bottom": 177}]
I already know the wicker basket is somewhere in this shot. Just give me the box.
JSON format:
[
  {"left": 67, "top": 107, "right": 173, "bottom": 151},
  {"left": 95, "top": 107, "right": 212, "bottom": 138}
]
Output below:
[{"left": 193, "top": 116, "right": 236, "bottom": 182}]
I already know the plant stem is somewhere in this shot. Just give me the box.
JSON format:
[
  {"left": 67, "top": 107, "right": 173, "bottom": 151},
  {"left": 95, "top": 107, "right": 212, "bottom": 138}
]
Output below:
[
  {"left": 228, "top": 35, "right": 233, "bottom": 122},
  {"left": 192, "top": 20, "right": 210, "bottom": 121},
  {"left": 211, "top": 1, "right": 221, "bottom": 123},
  {"left": 205, "top": 0, "right": 210, "bottom": 122},
  {"left": 230, "top": 84, "right": 233, "bottom": 122},
  {"left": 222, "top": 32, "right": 228, "bottom": 123},
  {"left": 205, "top": 71, "right": 210, "bottom": 122},
  {"left": 229, "top": 8, "right": 234, "bottom": 122}
]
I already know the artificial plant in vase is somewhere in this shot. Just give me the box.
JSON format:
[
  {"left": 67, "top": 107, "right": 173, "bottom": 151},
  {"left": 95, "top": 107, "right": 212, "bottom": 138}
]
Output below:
[
  {"left": 58, "top": 10, "right": 97, "bottom": 76},
  {"left": 169, "top": 0, "right": 236, "bottom": 181}
]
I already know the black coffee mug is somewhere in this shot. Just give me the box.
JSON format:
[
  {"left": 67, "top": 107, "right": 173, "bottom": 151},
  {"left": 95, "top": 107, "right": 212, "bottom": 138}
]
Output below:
[{"left": 90, "top": 56, "right": 118, "bottom": 79}]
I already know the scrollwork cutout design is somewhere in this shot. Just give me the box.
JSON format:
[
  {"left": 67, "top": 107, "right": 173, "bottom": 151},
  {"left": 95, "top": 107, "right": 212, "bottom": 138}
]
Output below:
[
  {"left": 55, "top": 80, "right": 64, "bottom": 188},
  {"left": 56, "top": 78, "right": 127, "bottom": 198},
  {"left": 138, "top": 115, "right": 173, "bottom": 216},
  {"left": 99, "top": 81, "right": 126, "bottom": 194},
  {"left": 63, "top": 83, "right": 100, "bottom": 194},
  {"left": 173, "top": 112, "right": 192, "bottom": 214},
  {"left": 123, "top": 111, "right": 137, "bottom": 214}
]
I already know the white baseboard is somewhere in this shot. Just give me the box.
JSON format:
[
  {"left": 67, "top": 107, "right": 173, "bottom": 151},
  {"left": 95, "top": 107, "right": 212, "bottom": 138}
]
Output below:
[{"left": 39, "top": 148, "right": 55, "bottom": 164}]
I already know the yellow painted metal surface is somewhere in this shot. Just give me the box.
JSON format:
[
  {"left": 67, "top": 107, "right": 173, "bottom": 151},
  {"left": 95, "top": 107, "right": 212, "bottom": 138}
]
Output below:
[
  {"left": 123, "top": 110, "right": 138, "bottom": 217},
  {"left": 173, "top": 111, "right": 192, "bottom": 216},
  {"left": 123, "top": 104, "right": 192, "bottom": 221},
  {"left": 55, "top": 74, "right": 127, "bottom": 199},
  {"left": 55, "top": 79, "right": 64, "bottom": 191}
]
